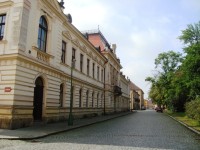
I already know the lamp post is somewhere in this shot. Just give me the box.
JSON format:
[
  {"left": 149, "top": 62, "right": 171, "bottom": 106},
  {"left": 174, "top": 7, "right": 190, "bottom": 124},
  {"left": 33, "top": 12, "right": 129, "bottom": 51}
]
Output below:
[{"left": 68, "top": 59, "right": 75, "bottom": 126}]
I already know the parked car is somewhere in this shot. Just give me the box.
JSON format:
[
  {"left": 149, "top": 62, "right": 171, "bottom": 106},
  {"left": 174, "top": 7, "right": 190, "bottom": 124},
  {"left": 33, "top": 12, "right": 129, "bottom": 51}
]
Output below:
[
  {"left": 141, "top": 106, "right": 146, "bottom": 110},
  {"left": 155, "top": 107, "right": 163, "bottom": 112}
]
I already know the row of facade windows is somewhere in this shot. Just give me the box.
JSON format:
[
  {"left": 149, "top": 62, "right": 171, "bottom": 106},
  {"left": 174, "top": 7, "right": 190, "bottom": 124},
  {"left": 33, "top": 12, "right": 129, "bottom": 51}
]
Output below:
[
  {"left": 59, "top": 84, "right": 103, "bottom": 108},
  {"left": 61, "top": 40, "right": 104, "bottom": 81},
  {"left": 37, "top": 16, "right": 104, "bottom": 82},
  {"left": 0, "top": 14, "right": 104, "bottom": 82}
]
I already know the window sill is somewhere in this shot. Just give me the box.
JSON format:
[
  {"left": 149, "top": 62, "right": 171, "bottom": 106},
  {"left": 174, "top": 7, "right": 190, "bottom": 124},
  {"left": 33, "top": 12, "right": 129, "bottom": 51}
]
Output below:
[
  {"left": 60, "top": 62, "right": 70, "bottom": 67},
  {"left": 0, "top": 39, "right": 7, "bottom": 44}
]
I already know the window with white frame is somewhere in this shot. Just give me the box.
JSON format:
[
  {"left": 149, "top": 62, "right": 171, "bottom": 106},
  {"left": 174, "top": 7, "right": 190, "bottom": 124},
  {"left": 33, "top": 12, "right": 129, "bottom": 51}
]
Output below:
[
  {"left": 61, "top": 41, "right": 66, "bottom": 63},
  {"left": 37, "top": 16, "right": 48, "bottom": 51},
  {"left": 0, "top": 14, "right": 6, "bottom": 40},
  {"left": 87, "top": 59, "right": 90, "bottom": 76},
  {"left": 97, "top": 66, "right": 99, "bottom": 81},
  {"left": 80, "top": 54, "right": 83, "bottom": 72},
  {"left": 72, "top": 48, "right": 76, "bottom": 67},
  {"left": 92, "top": 63, "right": 95, "bottom": 78}
]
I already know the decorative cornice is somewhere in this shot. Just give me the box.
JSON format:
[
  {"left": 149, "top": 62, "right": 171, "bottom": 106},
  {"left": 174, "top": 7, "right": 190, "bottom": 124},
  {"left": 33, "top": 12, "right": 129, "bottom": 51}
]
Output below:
[
  {"left": 0, "top": 1, "right": 13, "bottom": 8},
  {"left": 62, "top": 31, "right": 72, "bottom": 41}
]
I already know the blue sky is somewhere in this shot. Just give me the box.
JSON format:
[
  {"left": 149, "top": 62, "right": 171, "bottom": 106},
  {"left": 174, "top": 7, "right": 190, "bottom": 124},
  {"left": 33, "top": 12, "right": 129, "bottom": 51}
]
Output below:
[{"left": 64, "top": 0, "right": 200, "bottom": 98}]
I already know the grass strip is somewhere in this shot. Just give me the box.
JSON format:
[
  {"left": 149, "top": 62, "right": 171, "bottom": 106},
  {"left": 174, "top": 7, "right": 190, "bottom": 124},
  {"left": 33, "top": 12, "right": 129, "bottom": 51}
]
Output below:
[{"left": 165, "top": 110, "right": 200, "bottom": 132}]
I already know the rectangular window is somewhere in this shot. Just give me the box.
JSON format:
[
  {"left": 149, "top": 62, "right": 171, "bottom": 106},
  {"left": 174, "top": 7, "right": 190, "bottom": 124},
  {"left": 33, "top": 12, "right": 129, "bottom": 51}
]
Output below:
[
  {"left": 0, "top": 14, "right": 6, "bottom": 40},
  {"left": 80, "top": 54, "right": 83, "bottom": 72},
  {"left": 93, "top": 63, "right": 95, "bottom": 78},
  {"left": 87, "top": 59, "right": 90, "bottom": 76},
  {"left": 72, "top": 48, "right": 76, "bottom": 60},
  {"left": 61, "top": 41, "right": 66, "bottom": 63},
  {"left": 101, "top": 69, "right": 104, "bottom": 82},
  {"left": 97, "top": 66, "right": 99, "bottom": 80},
  {"left": 72, "top": 48, "right": 76, "bottom": 67}
]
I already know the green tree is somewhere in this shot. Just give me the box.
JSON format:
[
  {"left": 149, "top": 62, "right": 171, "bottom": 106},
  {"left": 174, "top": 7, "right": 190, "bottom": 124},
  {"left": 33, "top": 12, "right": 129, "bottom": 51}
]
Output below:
[
  {"left": 179, "top": 21, "right": 200, "bottom": 45},
  {"left": 179, "top": 21, "right": 200, "bottom": 99},
  {"left": 146, "top": 51, "right": 183, "bottom": 110},
  {"left": 146, "top": 21, "right": 200, "bottom": 112}
]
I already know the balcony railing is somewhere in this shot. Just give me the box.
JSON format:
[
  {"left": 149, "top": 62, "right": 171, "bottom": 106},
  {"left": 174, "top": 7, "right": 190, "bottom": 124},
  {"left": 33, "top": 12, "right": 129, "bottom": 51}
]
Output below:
[
  {"left": 113, "top": 85, "right": 122, "bottom": 96},
  {"left": 32, "top": 46, "right": 53, "bottom": 64}
]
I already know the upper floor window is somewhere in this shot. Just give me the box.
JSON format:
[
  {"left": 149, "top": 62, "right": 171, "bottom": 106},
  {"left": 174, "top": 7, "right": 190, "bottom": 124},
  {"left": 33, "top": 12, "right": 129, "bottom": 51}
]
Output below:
[
  {"left": 72, "top": 48, "right": 76, "bottom": 60},
  {"left": 80, "top": 54, "right": 83, "bottom": 72},
  {"left": 92, "top": 63, "right": 95, "bottom": 78},
  {"left": 38, "top": 16, "right": 48, "bottom": 52},
  {"left": 72, "top": 48, "right": 76, "bottom": 67},
  {"left": 61, "top": 41, "right": 66, "bottom": 63},
  {"left": 97, "top": 66, "right": 99, "bottom": 81},
  {"left": 87, "top": 59, "right": 90, "bottom": 76},
  {"left": 0, "top": 14, "right": 6, "bottom": 40}
]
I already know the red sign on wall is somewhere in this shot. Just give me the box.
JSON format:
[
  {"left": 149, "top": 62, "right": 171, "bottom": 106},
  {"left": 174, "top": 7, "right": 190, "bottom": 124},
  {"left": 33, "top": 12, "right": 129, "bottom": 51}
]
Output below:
[{"left": 4, "top": 87, "right": 12, "bottom": 92}]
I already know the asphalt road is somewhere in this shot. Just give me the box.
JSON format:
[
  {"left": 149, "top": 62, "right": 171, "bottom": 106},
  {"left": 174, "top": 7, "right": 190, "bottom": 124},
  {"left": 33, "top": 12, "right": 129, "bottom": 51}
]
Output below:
[{"left": 0, "top": 110, "right": 200, "bottom": 150}]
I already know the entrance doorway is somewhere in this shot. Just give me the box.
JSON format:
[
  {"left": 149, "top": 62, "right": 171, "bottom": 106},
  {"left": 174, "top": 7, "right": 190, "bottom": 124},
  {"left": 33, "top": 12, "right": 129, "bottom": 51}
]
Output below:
[{"left": 33, "top": 77, "right": 44, "bottom": 121}]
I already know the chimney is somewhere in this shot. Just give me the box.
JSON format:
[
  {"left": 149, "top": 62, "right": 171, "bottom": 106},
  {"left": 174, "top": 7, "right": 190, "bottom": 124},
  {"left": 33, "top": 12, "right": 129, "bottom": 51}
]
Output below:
[{"left": 112, "top": 44, "right": 116, "bottom": 54}]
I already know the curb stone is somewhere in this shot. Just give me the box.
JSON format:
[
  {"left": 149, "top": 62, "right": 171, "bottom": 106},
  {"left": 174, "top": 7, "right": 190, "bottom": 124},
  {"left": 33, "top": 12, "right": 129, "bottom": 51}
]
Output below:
[
  {"left": 166, "top": 114, "right": 200, "bottom": 136},
  {"left": 0, "top": 112, "right": 133, "bottom": 140}
]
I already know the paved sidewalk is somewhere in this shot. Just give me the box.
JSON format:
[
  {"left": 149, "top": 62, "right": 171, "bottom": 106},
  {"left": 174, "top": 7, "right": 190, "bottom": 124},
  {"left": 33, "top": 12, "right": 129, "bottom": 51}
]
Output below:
[{"left": 0, "top": 112, "right": 132, "bottom": 140}]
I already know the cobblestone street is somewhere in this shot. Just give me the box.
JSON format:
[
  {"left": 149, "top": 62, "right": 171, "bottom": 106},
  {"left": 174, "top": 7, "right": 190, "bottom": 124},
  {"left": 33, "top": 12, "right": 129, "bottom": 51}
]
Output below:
[{"left": 0, "top": 110, "right": 200, "bottom": 150}]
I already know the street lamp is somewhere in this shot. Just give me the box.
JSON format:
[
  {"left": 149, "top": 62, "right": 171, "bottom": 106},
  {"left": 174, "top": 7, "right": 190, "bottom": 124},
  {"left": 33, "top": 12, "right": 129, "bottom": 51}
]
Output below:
[{"left": 68, "top": 58, "right": 76, "bottom": 126}]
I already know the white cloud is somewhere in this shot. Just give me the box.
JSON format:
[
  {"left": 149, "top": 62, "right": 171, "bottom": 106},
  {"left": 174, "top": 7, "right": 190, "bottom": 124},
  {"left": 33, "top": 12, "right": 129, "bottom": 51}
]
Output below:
[
  {"left": 66, "top": 1, "right": 109, "bottom": 30},
  {"left": 64, "top": 0, "right": 199, "bottom": 98}
]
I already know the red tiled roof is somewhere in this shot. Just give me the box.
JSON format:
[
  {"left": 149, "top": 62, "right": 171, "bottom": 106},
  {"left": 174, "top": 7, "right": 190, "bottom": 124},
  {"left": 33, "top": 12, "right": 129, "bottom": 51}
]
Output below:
[{"left": 130, "top": 81, "right": 141, "bottom": 91}]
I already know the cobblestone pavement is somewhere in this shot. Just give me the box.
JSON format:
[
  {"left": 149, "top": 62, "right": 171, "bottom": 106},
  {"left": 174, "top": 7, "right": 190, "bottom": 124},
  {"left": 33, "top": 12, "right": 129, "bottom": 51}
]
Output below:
[{"left": 0, "top": 110, "right": 200, "bottom": 150}]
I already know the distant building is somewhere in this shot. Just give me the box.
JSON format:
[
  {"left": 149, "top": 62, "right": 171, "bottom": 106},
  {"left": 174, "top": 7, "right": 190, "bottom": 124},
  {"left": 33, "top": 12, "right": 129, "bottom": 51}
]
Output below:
[
  {"left": 129, "top": 81, "right": 144, "bottom": 110},
  {"left": 144, "top": 99, "right": 148, "bottom": 109},
  {"left": 147, "top": 100, "right": 154, "bottom": 109}
]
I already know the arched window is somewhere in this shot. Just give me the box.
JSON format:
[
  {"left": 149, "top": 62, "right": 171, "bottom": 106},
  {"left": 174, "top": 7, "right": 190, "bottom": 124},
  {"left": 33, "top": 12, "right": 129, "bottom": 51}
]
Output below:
[
  {"left": 79, "top": 88, "right": 82, "bottom": 107},
  {"left": 59, "top": 84, "right": 64, "bottom": 107},
  {"left": 37, "top": 16, "right": 47, "bottom": 52}
]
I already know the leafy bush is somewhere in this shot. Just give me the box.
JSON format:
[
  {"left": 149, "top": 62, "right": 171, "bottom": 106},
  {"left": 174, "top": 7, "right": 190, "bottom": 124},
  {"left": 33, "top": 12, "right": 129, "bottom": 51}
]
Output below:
[{"left": 185, "top": 98, "right": 200, "bottom": 124}]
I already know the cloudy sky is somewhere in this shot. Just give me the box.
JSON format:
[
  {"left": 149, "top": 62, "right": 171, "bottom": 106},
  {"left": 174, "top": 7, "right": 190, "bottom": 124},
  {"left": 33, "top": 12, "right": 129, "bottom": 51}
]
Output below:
[{"left": 64, "top": 0, "right": 200, "bottom": 98}]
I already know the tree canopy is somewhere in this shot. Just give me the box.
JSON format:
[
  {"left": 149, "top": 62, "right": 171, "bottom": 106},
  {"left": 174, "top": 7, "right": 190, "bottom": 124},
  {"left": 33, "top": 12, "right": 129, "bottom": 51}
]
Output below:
[{"left": 146, "top": 21, "right": 200, "bottom": 112}]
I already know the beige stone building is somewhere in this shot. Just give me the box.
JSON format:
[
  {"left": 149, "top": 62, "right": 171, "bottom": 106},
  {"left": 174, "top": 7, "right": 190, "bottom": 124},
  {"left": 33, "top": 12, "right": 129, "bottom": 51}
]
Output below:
[
  {"left": 83, "top": 30, "right": 130, "bottom": 113},
  {"left": 129, "top": 81, "right": 144, "bottom": 110},
  {"left": 119, "top": 73, "right": 130, "bottom": 112},
  {"left": 0, "top": 0, "right": 130, "bottom": 129}
]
